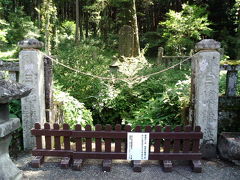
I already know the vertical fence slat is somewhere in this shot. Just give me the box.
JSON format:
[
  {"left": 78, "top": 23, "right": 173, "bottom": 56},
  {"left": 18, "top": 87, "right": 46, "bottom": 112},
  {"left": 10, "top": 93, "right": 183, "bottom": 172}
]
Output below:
[
  {"left": 35, "top": 123, "right": 42, "bottom": 149},
  {"left": 135, "top": 125, "right": 141, "bottom": 132},
  {"left": 145, "top": 126, "right": 152, "bottom": 152},
  {"left": 192, "top": 126, "right": 201, "bottom": 153},
  {"left": 95, "top": 124, "right": 102, "bottom": 152},
  {"left": 63, "top": 124, "right": 70, "bottom": 150},
  {"left": 163, "top": 126, "right": 171, "bottom": 153},
  {"left": 125, "top": 125, "right": 131, "bottom": 152},
  {"left": 183, "top": 126, "right": 192, "bottom": 153},
  {"left": 105, "top": 125, "right": 112, "bottom": 152},
  {"left": 85, "top": 125, "right": 92, "bottom": 152},
  {"left": 75, "top": 124, "right": 82, "bottom": 152},
  {"left": 115, "top": 124, "right": 122, "bottom": 152},
  {"left": 173, "top": 126, "right": 181, "bottom": 153},
  {"left": 163, "top": 126, "right": 173, "bottom": 172},
  {"left": 191, "top": 126, "right": 202, "bottom": 173},
  {"left": 44, "top": 123, "right": 51, "bottom": 149},
  {"left": 154, "top": 126, "right": 161, "bottom": 153},
  {"left": 53, "top": 123, "right": 61, "bottom": 150},
  {"left": 61, "top": 124, "right": 71, "bottom": 169}
]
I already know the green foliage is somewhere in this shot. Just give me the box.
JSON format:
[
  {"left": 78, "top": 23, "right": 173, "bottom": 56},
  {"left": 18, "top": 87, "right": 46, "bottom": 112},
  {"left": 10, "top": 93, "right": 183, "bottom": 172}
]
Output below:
[
  {"left": 160, "top": 4, "right": 212, "bottom": 55},
  {"left": 92, "top": 65, "right": 191, "bottom": 127},
  {"left": 0, "top": 18, "right": 8, "bottom": 44},
  {"left": 60, "top": 20, "right": 76, "bottom": 39},
  {"left": 124, "top": 75, "right": 191, "bottom": 128},
  {"left": 53, "top": 86, "right": 93, "bottom": 129},
  {"left": 39, "top": 0, "right": 57, "bottom": 53},
  {"left": 141, "top": 31, "right": 163, "bottom": 57},
  {"left": 53, "top": 39, "right": 115, "bottom": 108},
  {"left": 6, "top": 7, "right": 39, "bottom": 44}
]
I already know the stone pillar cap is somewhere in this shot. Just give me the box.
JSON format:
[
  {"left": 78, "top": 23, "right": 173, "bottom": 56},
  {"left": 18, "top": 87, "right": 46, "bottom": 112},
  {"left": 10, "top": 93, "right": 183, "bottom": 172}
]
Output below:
[
  {"left": 0, "top": 79, "right": 31, "bottom": 103},
  {"left": 195, "top": 39, "right": 221, "bottom": 52},
  {"left": 18, "top": 38, "right": 44, "bottom": 49}
]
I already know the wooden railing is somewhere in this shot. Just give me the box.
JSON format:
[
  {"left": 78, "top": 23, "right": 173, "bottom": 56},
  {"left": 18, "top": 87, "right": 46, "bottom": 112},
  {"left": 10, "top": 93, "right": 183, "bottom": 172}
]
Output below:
[{"left": 31, "top": 123, "right": 203, "bottom": 173}]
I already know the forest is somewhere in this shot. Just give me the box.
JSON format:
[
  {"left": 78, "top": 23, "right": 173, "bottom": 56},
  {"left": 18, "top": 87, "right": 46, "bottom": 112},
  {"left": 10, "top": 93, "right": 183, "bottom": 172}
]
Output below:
[{"left": 0, "top": 0, "right": 239, "bottom": 132}]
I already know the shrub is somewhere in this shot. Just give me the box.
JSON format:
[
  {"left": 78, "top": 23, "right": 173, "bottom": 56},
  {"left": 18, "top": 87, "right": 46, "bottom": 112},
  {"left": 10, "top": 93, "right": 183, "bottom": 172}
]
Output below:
[
  {"left": 160, "top": 4, "right": 212, "bottom": 55},
  {"left": 53, "top": 39, "right": 115, "bottom": 108},
  {"left": 59, "top": 20, "right": 76, "bottom": 40},
  {"left": 53, "top": 86, "right": 93, "bottom": 129},
  {"left": 125, "top": 76, "right": 191, "bottom": 128},
  {"left": 93, "top": 64, "right": 191, "bottom": 127}
]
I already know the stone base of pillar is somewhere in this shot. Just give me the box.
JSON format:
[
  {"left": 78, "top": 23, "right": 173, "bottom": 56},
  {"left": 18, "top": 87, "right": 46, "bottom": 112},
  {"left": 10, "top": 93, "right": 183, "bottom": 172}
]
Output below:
[
  {"left": 0, "top": 135, "right": 23, "bottom": 180},
  {"left": 200, "top": 141, "right": 217, "bottom": 159}
]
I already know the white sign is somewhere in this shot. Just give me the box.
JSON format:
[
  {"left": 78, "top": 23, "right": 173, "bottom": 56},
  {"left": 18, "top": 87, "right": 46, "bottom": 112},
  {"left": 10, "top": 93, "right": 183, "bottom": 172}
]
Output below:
[{"left": 127, "top": 132, "right": 150, "bottom": 160}]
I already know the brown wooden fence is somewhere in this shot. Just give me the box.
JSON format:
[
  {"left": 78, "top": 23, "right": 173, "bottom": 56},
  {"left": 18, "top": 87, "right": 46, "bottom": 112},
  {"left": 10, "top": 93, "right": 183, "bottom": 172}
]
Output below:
[{"left": 31, "top": 123, "right": 203, "bottom": 173}]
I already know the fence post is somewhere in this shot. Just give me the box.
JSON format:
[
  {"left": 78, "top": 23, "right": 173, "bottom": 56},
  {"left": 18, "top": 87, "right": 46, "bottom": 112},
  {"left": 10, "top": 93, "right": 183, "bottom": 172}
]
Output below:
[
  {"left": 157, "top": 47, "right": 164, "bottom": 65},
  {"left": 18, "top": 38, "right": 46, "bottom": 150},
  {"left": 192, "top": 39, "right": 221, "bottom": 159},
  {"left": 44, "top": 56, "right": 53, "bottom": 122},
  {"left": 226, "top": 68, "right": 238, "bottom": 96}
]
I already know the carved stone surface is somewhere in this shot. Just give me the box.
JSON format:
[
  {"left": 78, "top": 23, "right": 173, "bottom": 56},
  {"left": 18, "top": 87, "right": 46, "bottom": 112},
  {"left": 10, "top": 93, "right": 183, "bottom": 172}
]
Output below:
[
  {"left": 193, "top": 39, "right": 221, "bottom": 159},
  {"left": 118, "top": 25, "right": 134, "bottom": 57},
  {"left": 0, "top": 79, "right": 31, "bottom": 103},
  {"left": 0, "top": 135, "right": 23, "bottom": 180},
  {"left": 0, "top": 78, "right": 31, "bottom": 179},
  {"left": 19, "top": 50, "right": 46, "bottom": 150},
  {"left": 218, "top": 132, "right": 240, "bottom": 165},
  {"left": 18, "top": 38, "right": 44, "bottom": 49},
  {"left": 226, "top": 70, "right": 238, "bottom": 96},
  {"left": 195, "top": 39, "right": 221, "bottom": 52},
  {"left": 0, "top": 118, "right": 21, "bottom": 137}
]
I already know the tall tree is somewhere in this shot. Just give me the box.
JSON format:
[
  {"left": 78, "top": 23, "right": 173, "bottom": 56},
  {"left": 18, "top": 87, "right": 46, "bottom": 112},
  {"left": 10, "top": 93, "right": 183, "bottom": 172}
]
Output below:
[
  {"left": 75, "top": 0, "right": 80, "bottom": 43},
  {"left": 41, "top": 0, "right": 57, "bottom": 54},
  {"left": 132, "top": 0, "right": 140, "bottom": 56}
]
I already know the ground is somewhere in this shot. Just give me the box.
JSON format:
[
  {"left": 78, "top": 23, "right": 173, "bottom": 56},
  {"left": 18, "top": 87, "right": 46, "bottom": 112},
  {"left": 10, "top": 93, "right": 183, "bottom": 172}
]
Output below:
[{"left": 14, "top": 153, "right": 240, "bottom": 180}]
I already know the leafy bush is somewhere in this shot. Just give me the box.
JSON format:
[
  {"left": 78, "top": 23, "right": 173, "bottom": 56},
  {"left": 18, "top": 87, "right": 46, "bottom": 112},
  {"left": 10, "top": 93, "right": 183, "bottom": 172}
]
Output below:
[
  {"left": 160, "top": 4, "right": 212, "bottom": 55},
  {"left": 53, "top": 39, "right": 115, "bottom": 108},
  {"left": 0, "top": 19, "right": 8, "bottom": 44},
  {"left": 59, "top": 21, "right": 76, "bottom": 40},
  {"left": 124, "top": 76, "right": 191, "bottom": 128},
  {"left": 53, "top": 86, "right": 93, "bottom": 129},
  {"left": 93, "top": 64, "right": 191, "bottom": 127}
]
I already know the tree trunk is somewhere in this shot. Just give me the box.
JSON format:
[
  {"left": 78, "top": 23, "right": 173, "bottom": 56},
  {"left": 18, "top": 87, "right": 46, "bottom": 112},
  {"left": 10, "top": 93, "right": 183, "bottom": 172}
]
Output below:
[
  {"left": 85, "top": 12, "right": 89, "bottom": 38},
  {"left": 75, "top": 0, "right": 80, "bottom": 43},
  {"left": 79, "top": 0, "right": 84, "bottom": 40},
  {"left": 132, "top": 0, "right": 140, "bottom": 57}
]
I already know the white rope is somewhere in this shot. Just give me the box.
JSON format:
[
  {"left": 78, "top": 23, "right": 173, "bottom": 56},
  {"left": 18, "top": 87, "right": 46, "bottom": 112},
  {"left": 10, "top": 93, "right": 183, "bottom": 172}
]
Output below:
[{"left": 43, "top": 54, "right": 194, "bottom": 82}]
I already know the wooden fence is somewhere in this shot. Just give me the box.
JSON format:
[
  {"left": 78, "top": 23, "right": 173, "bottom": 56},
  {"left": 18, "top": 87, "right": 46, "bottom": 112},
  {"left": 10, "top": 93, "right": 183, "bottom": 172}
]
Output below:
[{"left": 31, "top": 123, "right": 203, "bottom": 173}]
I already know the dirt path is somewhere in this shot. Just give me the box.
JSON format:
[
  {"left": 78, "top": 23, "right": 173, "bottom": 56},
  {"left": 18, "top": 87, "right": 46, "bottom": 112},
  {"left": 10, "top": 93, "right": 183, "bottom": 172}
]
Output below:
[{"left": 14, "top": 153, "right": 240, "bottom": 180}]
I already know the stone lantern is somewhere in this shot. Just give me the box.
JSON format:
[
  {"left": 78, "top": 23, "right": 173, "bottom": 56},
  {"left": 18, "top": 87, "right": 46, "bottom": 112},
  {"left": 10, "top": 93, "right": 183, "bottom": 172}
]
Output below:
[{"left": 0, "top": 79, "right": 31, "bottom": 179}]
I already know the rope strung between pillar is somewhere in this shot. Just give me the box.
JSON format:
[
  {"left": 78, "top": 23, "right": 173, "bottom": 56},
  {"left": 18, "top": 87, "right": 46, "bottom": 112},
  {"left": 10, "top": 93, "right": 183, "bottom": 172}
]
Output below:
[{"left": 43, "top": 53, "right": 195, "bottom": 82}]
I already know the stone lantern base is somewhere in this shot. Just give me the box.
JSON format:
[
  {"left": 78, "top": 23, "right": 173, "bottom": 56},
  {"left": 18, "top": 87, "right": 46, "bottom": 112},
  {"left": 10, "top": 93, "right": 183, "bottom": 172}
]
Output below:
[
  {"left": 0, "top": 118, "right": 23, "bottom": 180},
  {"left": 0, "top": 135, "right": 22, "bottom": 180}
]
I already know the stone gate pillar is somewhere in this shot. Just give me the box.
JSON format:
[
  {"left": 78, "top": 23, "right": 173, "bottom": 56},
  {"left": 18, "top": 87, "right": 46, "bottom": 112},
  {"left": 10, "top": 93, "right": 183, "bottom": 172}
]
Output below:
[
  {"left": 18, "top": 39, "right": 46, "bottom": 150},
  {"left": 192, "top": 39, "right": 221, "bottom": 159}
]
